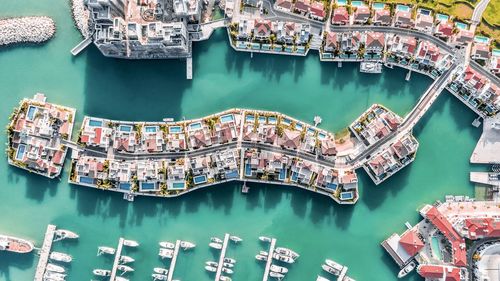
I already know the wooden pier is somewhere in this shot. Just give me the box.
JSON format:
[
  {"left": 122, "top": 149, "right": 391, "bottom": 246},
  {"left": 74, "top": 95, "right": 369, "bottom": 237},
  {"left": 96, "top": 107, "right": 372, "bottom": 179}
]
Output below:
[
  {"left": 34, "top": 224, "right": 57, "bottom": 281},
  {"left": 214, "top": 233, "right": 230, "bottom": 281},
  {"left": 166, "top": 240, "right": 181, "bottom": 281},
  {"left": 262, "top": 238, "right": 277, "bottom": 281},
  {"left": 109, "top": 238, "right": 125, "bottom": 281}
]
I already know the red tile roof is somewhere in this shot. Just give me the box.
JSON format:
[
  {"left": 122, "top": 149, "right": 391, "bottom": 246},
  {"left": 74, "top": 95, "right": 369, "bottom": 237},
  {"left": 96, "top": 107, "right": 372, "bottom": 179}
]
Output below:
[
  {"left": 254, "top": 19, "right": 272, "bottom": 37},
  {"left": 437, "top": 21, "right": 453, "bottom": 37},
  {"left": 294, "top": 0, "right": 310, "bottom": 13},
  {"left": 354, "top": 6, "right": 370, "bottom": 20},
  {"left": 418, "top": 265, "right": 461, "bottom": 281},
  {"left": 93, "top": 127, "right": 102, "bottom": 145},
  {"left": 399, "top": 230, "right": 424, "bottom": 256},
  {"left": 374, "top": 9, "right": 390, "bottom": 23},
  {"left": 310, "top": 1, "right": 325, "bottom": 18},
  {"left": 332, "top": 7, "right": 349, "bottom": 24},
  {"left": 465, "top": 218, "right": 500, "bottom": 239},
  {"left": 366, "top": 32, "right": 384, "bottom": 49}
]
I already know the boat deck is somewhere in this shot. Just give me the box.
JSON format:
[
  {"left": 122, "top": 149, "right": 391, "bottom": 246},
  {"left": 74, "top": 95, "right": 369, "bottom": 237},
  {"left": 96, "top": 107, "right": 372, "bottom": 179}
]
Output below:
[
  {"left": 167, "top": 240, "right": 181, "bottom": 281},
  {"left": 214, "top": 233, "right": 230, "bottom": 281},
  {"left": 109, "top": 238, "right": 125, "bottom": 281},
  {"left": 262, "top": 238, "right": 277, "bottom": 281},
  {"left": 34, "top": 224, "right": 57, "bottom": 281}
]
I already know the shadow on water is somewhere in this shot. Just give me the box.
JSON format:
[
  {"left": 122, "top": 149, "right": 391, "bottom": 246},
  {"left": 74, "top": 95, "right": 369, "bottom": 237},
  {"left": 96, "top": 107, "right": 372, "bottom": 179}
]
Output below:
[
  {"left": 7, "top": 166, "right": 59, "bottom": 202},
  {"left": 0, "top": 252, "right": 34, "bottom": 281}
]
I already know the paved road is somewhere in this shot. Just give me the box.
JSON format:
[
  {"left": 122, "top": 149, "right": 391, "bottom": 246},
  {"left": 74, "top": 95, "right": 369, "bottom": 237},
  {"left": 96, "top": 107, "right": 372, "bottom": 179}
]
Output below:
[{"left": 472, "top": 0, "right": 490, "bottom": 25}]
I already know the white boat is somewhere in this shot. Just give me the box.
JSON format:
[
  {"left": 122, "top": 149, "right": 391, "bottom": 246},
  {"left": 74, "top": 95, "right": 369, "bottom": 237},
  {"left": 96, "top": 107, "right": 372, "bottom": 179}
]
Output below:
[
  {"left": 229, "top": 236, "right": 242, "bottom": 243},
  {"left": 322, "top": 264, "right": 340, "bottom": 275},
  {"left": 205, "top": 265, "right": 217, "bottom": 272},
  {"left": 152, "top": 273, "right": 168, "bottom": 280},
  {"left": 325, "top": 259, "right": 343, "bottom": 272},
  {"left": 159, "top": 241, "right": 175, "bottom": 249},
  {"left": 159, "top": 248, "right": 173, "bottom": 259},
  {"left": 272, "top": 253, "right": 294, "bottom": 264},
  {"left": 49, "top": 252, "right": 72, "bottom": 263},
  {"left": 118, "top": 265, "right": 134, "bottom": 272},
  {"left": 223, "top": 262, "right": 234, "bottom": 268},
  {"left": 211, "top": 237, "right": 223, "bottom": 243},
  {"left": 224, "top": 258, "right": 236, "bottom": 264},
  {"left": 219, "top": 276, "right": 232, "bottom": 281},
  {"left": 123, "top": 239, "right": 139, "bottom": 247},
  {"left": 275, "top": 247, "right": 299, "bottom": 259},
  {"left": 270, "top": 265, "right": 288, "bottom": 274},
  {"left": 46, "top": 263, "right": 65, "bottom": 273},
  {"left": 180, "top": 241, "right": 195, "bottom": 249},
  {"left": 260, "top": 251, "right": 269, "bottom": 256},
  {"left": 0, "top": 234, "right": 34, "bottom": 254},
  {"left": 93, "top": 269, "right": 111, "bottom": 276},
  {"left": 154, "top": 267, "right": 169, "bottom": 275},
  {"left": 120, "top": 255, "right": 135, "bottom": 264},
  {"left": 97, "top": 246, "right": 116, "bottom": 255},
  {"left": 44, "top": 271, "right": 66, "bottom": 281},
  {"left": 259, "top": 236, "right": 272, "bottom": 243},
  {"left": 222, "top": 268, "right": 233, "bottom": 274},
  {"left": 269, "top": 272, "right": 285, "bottom": 279},
  {"left": 398, "top": 261, "right": 416, "bottom": 278},
  {"left": 255, "top": 254, "right": 267, "bottom": 261},
  {"left": 206, "top": 261, "right": 218, "bottom": 267},
  {"left": 209, "top": 242, "right": 222, "bottom": 250},
  {"left": 115, "top": 277, "right": 129, "bottom": 281},
  {"left": 54, "top": 229, "right": 79, "bottom": 240},
  {"left": 316, "top": 276, "right": 330, "bottom": 281}
]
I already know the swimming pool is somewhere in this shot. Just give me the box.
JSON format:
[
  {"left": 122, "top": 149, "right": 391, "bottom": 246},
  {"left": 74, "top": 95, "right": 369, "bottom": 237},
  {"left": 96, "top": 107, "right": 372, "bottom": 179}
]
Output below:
[
  {"left": 170, "top": 181, "right": 185, "bottom": 190},
  {"left": 225, "top": 170, "right": 239, "bottom": 179},
  {"left": 291, "top": 171, "right": 298, "bottom": 182},
  {"left": 318, "top": 132, "right": 327, "bottom": 139},
  {"left": 351, "top": 1, "right": 364, "bottom": 7},
  {"left": 220, "top": 114, "right": 235, "bottom": 123},
  {"left": 474, "top": 36, "right": 490, "bottom": 44},
  {"left": 307, "top": 128, "right": 315, "bottom": 135},
  {"left": 336, "top": 0, "right": 346, "bottom": 5},
  {"left": 145, "top": 126, "right": 158, "bottom": 133},
  {"left": 455, "top": 22, "right": 467, "bottom": 30},
  {"left": 396, "top": 4, "right": 410, "bottom": 12},
  {"left": 245, "top": 114, "right": 255, "bottom": 123},
  {"left": 259, "top": 116, "right": 266, "bottom": 124},
  {"left": 27, "top": 106, "right": 37, "bottom": 121},
  {"left": 282, "top": 118, "right": 291, "bottom": 126},
  {"left": 340, "top": 191, "right": 353, "bottom": 200},
  {"left": 245, "top": 164, "right": 252, "bottom": 177},
  {"left": 431, "top": 236, "right": 444, "bottom": 261},
  {"left": 372, "top": 2, "right": 384, "bottom": 10},
  {"left": 295, "top": 123, "right": 303, "bottom": 130},
  {"left": 326, "top": 183, "right": 338, "bottom": 190},
  {"left": 436, "top": 13, "right": 449, "bottom": 22},
  {"left": 493, "top": 49, "right": 500, "bottom": 57},
  {"left": 189, "top": 122, "right": 202, "bottom": 131},
  {"left": 79, "top": 176, "right": 95, "bottom": 185},
  {"left": 89, "top": 119, "right": 103, "bottom": 127},
  {"left": 169, "top": 126, "right": 182, "bottom": 133},
  {"left": 119, "top": 125, "right": 132, "bottom": 132},
  {"left": 15, "top": 144, "right": 26, "bottom": 160},
  {"left": 418, "top": 8, "right": 431, "bottom": 15},
  {"left": 193, "top": 175, "right": 207, "bottom": 185},
  {"left": 268, "top": 117, "right": 277, "bottom": 124},
  {"left": 140, "top": 182, "right": 156, "bottom": 190},
  {"left": 119, "top": 183, "right": 131, "bottom": 190},
  {"left": 279, "top": 169, "right": 286, "bottom": 180}
]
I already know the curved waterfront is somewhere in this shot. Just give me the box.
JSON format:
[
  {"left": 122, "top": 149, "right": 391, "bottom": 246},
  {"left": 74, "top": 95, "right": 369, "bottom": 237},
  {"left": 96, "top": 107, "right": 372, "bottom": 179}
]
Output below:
[{"left": 0, "top": 1, "right": 482, "bottom": 281}]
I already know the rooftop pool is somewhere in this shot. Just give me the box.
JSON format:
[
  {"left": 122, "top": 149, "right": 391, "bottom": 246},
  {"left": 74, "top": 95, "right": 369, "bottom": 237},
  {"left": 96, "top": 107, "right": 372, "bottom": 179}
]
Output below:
[
  {"left": 15, "top": 144, "right": 26, "bottom": 160},
  {"left": 26, "top": 105, "right": 37, "bottom": 121}
]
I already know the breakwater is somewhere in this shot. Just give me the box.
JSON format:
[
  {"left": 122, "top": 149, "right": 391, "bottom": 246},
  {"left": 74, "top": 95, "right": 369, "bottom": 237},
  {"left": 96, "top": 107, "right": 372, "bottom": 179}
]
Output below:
[
  {"left": 0, "top": 16, "right": 55, "bottom": 46},
  {"left": 70, "top": 0, "right": 90, "bottom": 38}
]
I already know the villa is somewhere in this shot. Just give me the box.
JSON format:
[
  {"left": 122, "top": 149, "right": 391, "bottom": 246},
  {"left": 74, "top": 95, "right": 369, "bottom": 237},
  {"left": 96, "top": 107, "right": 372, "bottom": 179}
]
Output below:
[
  {"left": 452, "top": 29, "right": 474, "bottom": 46},
  {"left": 349, "top": 104, "right": 402, "bottom": 147},
  {"left": 253, "top": 19, "right": 272, "bottom": 40},
  {"left": 415, "top": 40, "right": 441, "bottom": 67},
  {"left": 388, "top": 35, "right": 417, "bottom": 59},
  {"left": 394, "top": 11, "right": 413, "bottom": 28},
  {"left": 414, "top": 13, "right": 434, "bottom": 32},
  {"left": 471, "top": 43, "right": 490, "bottom": 61},
  {"left": 309, "top": 2, "right": 326, "bottom": 21},
  {"left": 332, "top": 7, "right": 349, "bottom": 25},
  {"left": 275, "top": 0, "right": 293, "bottom": 11},
  {"left": 372, "top": 9, "right": 391, "bottom": 26},
  {"left": 323, "top": 31, "right": 338, "bottom": 53},
  {"left": 353, "top": 6, "right": 370, "bottom": 24},
  {"left": 365, "top": 32, "right": 385, "bottom": 56},
  {"left": 435, "top": 21, "right": 454, "bottom": 39}
]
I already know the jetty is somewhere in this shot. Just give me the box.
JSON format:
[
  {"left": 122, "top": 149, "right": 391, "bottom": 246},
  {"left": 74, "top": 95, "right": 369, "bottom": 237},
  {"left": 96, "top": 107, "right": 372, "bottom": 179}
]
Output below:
[
  {"left": 71, "top": 36, "right": 92, "bottom": 56},
  {"left": 34, "top": 224, "right": 57, "bottom": 281},
  {"left": 109, "top": 238, "right": 125, "bottom": 281},
  {"left": 166, "top": 240, "right": 181, "bottom": 281},
  {"left": 186, "top": 57, "right": 193, "bottom": 80},
  {"left": 262, "top": 238, "right": 277, "bottom": 281},
  {"left": 214, "top": 233, "right": 230, "bottom": 281}
]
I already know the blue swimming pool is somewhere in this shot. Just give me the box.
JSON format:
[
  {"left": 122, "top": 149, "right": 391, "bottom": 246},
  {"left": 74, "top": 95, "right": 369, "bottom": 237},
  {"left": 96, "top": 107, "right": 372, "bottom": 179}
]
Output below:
[
  {"left": 245, "top": 115, "right": 255, "bottom": 123},
  {"left": 140, "top": 182, "right": 156, "bottom": 190},
  {"left": 418, "top": 8, "right": 431, "bottom": 15},
  {"left": 351, "top": 1, "right": 363, "bottom": 7},
  {"left": 326, "top": 183, "right": 338, "bottom": 190},
  {"left": 169, "top": 126, "right": 182, "bottom": 133},
  {"left": 119, "top": 125, "right": 132, "bottom": 132},
  {"left": 282, "top": 118, "right": 291, "bottom": 125},
  {"left": 79, "top": 176, "right": 95, "bottom": 185},
  {"left": 318, "top": 132, "right": 327, "bottom": 139},
  {"left": 268, "top": 117, "right": 277, "bottom": 124},
  {"left": 396, "top": 4, "right": 410, "bottom": 12},
  {"left": 474, "top": 36, "right": 489, "bottom": 44},
  {"left": 436, "top": 13, "right": 449, "bottom": 22},
  {"left": 245, "top": 164, "right": 252, "bottom": 177},
  {"left": 225, "top": 170, "right": 239, "bottom": 179},
  {"left": 220, "top": 114, "right": 235, "bottom": 123},
  {"left": 372, "top": 2, "right": 384, "bottom": 10},
  {"left": 189, "top": 122, "right": 202, "bottom": 130},
  {"left": 455, "top": 22, "right": 467, "bottom": 30},
  {"left": 291, "top": 171, "right": 298, "bottom": 182},
  {"left": 259, "top": 116, "right": 266, "bottom": 124},
  {"left": 89, "top": 119, "right": 103, "bottom": 127},
  {"left": 336, "top": 0, "right": 346, "bottom": 5},
  {"left": 493, "top": 49, "right": 500, "bottom": 57},
  {"left": 170, "top": 181, "right": 185, "bottom": 190},
  {"left": 119, "top": 183, "right": 131, "bottom": 190},
  {"left": 340, "top": 191, "right": 353, "bottom": 200},
  {"left": 279, "top": 169, "right": 286, "bottom": 180},
  {"left": 431, "top": 236, "right": 443, "bottom": 260},
  {"left": 295, "top": 123, "right": 303, "bottom": 130},
  {"left": 145, "top": 126, "right": 158, "bottom": 133},
  {"left": 193, "top": 175, "right": 207, "bottom": 185},
  {"left": 27, "top": 106, "right": 37, "bottom": 121},
  {"left": 307, "top": 128, "right": 315, "bottom": 135},
  {"left": 15, "top": 144, "right": 26, "bottom": 160}
]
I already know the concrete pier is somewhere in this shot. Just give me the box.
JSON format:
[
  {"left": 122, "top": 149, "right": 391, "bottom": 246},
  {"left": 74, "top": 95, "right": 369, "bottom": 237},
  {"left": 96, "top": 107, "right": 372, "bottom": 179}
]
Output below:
[
  {"left": 109, "top": 238, "right": 125, "bottom": 281},
  {"left": 262, "top": 238, "right": 277, "bottom": 281},
  {"left": 167, "top": 240, "right": 181, "bottom": 281},
  {"left": 215, "top": 233, "right": 230, "bottom": 281},
  {"left": 338, "top": 266, "right": 348, "bottom": 281},
  {"left": 186, "top": 57, "right": 193, "bottom": 80},
  {"left": 471, "top": 114, "right": 500, "bottom": 164},
  {"left": 71, "top": 37, "right": 92, "bottom": 56},
  {"left": 34, "top": 224, "right": 57, "bottom": 281}
]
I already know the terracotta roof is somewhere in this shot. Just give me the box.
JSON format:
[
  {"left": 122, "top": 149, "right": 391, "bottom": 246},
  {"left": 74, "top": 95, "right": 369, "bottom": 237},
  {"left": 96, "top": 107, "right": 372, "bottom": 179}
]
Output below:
[
  {"left": 437, "top": 21, "right": 453, "bottom": 37},
  {"left": 254, "top": 19, "right": 272, "bottom": 37},
  {"left": 332, "top": 7, "right": 349, "bottom": 24},
  {"left": 275, "top": 0, "right": 293, "bottom": 9},
  {"left": 366, "top": 32, "right": 384, "bottom": 49},
  {"left": 294, "top": 0, "right": 310, "bottom": 12},
  {"left": 465, "top": 218, "right": 500, "bottom": 239},
  {"left": 374, "top": 9, "right": 390, "bottom": 23},
  {"left": 354, "top": 6, "right": 370, "bottom": 21},
  {"left": 310, "top": 1, "right": 325, "bottom": 18},
  {"left": 399, "top": 230, "right": 424, "bottom": 256}
]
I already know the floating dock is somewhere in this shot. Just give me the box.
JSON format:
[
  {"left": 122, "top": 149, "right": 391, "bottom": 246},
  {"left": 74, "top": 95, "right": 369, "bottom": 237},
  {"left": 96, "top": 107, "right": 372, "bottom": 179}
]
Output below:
[
  {"left": 338, "top": 266, "right": 348, "bottom": 281},
  {"left": 214, "top": 233, "right": 230, "bottom": 281},
  {"left": 167, "top": 240, "right": 181, "bottom": 281},
  {"left": 34, "top": 224, "right": 57, "bottom": 281},
  {"left": 262, "top": 238, "right": 277, "bottom": 281},
  {"left": 109, "top": 238, "right": 125, "bottom": 281}
]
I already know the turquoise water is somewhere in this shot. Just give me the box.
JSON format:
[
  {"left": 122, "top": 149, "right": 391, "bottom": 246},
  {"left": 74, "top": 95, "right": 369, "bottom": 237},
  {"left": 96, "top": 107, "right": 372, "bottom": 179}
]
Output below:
[{"left": 0, "top": 1, "right": 482, "bottom": 281}]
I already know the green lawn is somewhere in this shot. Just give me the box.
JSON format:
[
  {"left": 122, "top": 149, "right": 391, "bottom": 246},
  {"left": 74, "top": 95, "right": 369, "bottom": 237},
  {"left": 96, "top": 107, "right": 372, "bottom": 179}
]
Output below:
[
  {"left": 482, "top": 0, "right": 500, "bottom": 26},
  {"left": 375, "top": 0, "right": 476, "bottom": 21}
]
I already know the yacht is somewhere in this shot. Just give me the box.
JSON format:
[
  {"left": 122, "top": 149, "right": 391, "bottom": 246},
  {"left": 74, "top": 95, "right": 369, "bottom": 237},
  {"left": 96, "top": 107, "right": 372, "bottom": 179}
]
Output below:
[
  {"left": 211, "top": 237, "right": 223, "bottom": 243},
  {"left": 49, "top": 252, "right": 72, "bottom": 263},
  {"left": 119, "top": 255, "right": 135, "bottom": 264},
  {"left": 269, "top": 272, "right": 285, "bottom": 279},
  {"left": 224, "top": 258, "right": 236, "bottom": 264},
  {"left": 222, "top": 268, "right": 233, "bottom": 274},
  {"left": 316, "top": 276, "right": 330, "bottom": 281},
  {"left": 205, "top": 265, "right": 217, "bottom": 272},
  {"left": 46, "top": 263, "right": 65, "bottom": 273},
  {"left": 152, "top": 273, "right": 168, "bottom": 280},
  {"left": 0, "top": 234, "right": 34, "bottom": 254},
  {"left": 93, "top": 269, "right": 111, "bottom": 276},
  {"left": 229, "top": 236, "right": 242, "bottom": 243},
  {"left": 260, "top": 251, "right": 269, "bottom": 256},
  {"left": 159, "top": 248, "right": 174, "bottom": 259},
  {"left": 322, "top": 264, "right": 340, "bottom": 275},
  {"left": 44, "top": 271, "right": 66, "bottom": 281},
  {"left": 259, "top": 236, "right": 272, "bottom": 243},
  {"left": 117, "top": 265, "right": 134, "bottom": 273},
  {"left": 115, "top": 277, "right": 129, "bottom": 281},
  {"left": 270, "top": 265, "right": 288, "bottom": 274},
  {"left": 206, "top": 261, "right": 218, "bottom": 267},
  {"left": 325, "top": 259, "right": 343, "bottom": 272},
  {"left": 180, "top": 241, "right": 195, "bottom": 249},
  {"left": 275, "top": 247, "right": 299, "bottom": 259},
  {"left": 398, "top": 261, "right": 416, "bottom": 278},
  {"left": 223, "top": 262, "right": 234, "bottom": 268},
  {"left": 272, "top": 253, "right": 294, "bottom": 264},
  {"left": 159, "top": 241, "right": 175, "bottom": 249},
  {"left": 255, "top": 254, "right": 267, "bottom": 261},
  {"left": 209, "top": 242, "right": 222, "bottom": 250},
  {"left": 54, "top": 229, "right": 79, "bottom": 240},
  {"left": 219, "top": 276, "right": 232, "bottom": 281},
  {"left": 97, "top": 246, "right": 116, "bottom": 256},
  {"left": 123, "top": 239, "right": 139, "bottom": 247},
  {"left": 154, "top": 267, "right": 169, "bottom": 275}
]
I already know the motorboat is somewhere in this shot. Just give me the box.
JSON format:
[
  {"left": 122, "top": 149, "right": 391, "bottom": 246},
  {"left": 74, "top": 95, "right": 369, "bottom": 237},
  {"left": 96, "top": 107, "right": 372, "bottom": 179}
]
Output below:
[
  {"left": 180, "top": 241, "right": 195, "bottom": 249},
  {"left": 222, "top": 268, "right": 233, "bottom": 274},
  {"left": 275, "top": 247, "right": 299, "bottom": 259},
  {"left": 322, "top": 264, "right": 340, "bottom": 275},
  {"left": 152, "top": 273, "right": 168, "bottom": 280},
  {"left": 219, "top": 276, "right": 232, "bottom": 281},
  {"left": 44, "top": 271, "right": 66, "bottom": 281},
  {"left": 272, "top": 253, "right": 294, "bottom": 264},
  {"left": 255, "top": 254, "right": 267, "bottom": 261},
  {"left": 0, "top": 235, "right": 34, "bottom": 254},
  {"left": 260, "top": 251, "right": 269, "bottom": 256},
  {"left": 316, "top": 276, "right": 330, "bottom": 281},
  {"left": 115, "top": 277, "right": 129, "bottom": 281},
  {"left": 229, "top": 236, "right": 242, "bottom": 243},
  {"left": 259, "top": 236, "right": 272, "bottom": 243},
  {"left": 324, "top": 259, "right": 343, "bottom": 272},
  {"left": 93, "top": 269, "right": 111, "bottom": 276},
  {"left": 159, "top": 248, "right": 173, "bottom": 259},
  {"left": 159, "top": 241, "right": 175, "bottom": 249},
  {"left": 270, "top": 265, "right": 288, "bottom": 274},
  {"left": 120, "top": 255, "right": 135, "bottom": 264},
  {"left": 97, "top": 246, "right": 116, "bottom": 256},
  {"left": 153, "top": 267, "right": 169, "bottom": 275},
  {"left": 206, "top": 261, "right": 218, "bottom": 267},
  {"left": 54, "top": 229, "right": 79, "bottom": 241},
  {"left": 209, "top": 242, "right": 222, "bottom": 250},
  {"left": 269, "top": 272, "right": 285, "bottom": 279},
  {"left": 123, "top": 239, "right": 139, "bottom": 247},
  {"left": 398, "top": 261, "right": 416, "bottom": 278},
  {"left": 205, "top": 265, "right": 217, "bottom": 272},
  {"left": 49, "top": 252, "right": 72, "bottom": 263},
  {"left": 117, "top": 265, "right": 134, "bottom": 272},
  {"left": 211, "top": 237, "right": 223, "bottom": 243},
  {"left": 46, "top": 263, "right": 65, "bottom": 273},
  {"left": 223, "top": 262, "right": 234, "bottom": 268},
  {"left": 224, "top": 258, "right": 236, "bottom": 264}
]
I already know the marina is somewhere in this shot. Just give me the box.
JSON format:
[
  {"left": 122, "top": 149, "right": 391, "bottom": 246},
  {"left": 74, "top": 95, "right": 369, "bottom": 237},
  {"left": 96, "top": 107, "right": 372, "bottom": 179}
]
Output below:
[
  {"left": 33, "top": 224, "right": 58, "bottom": 281},
  {"left": 262, "top": 238, "right": 277, "bottom": 281},
  {"left": 166, "top": 240, "right": 180, "bottom": 281},
  {"left": 109, "top": 238, "right": 125, "bottom": 281}
]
